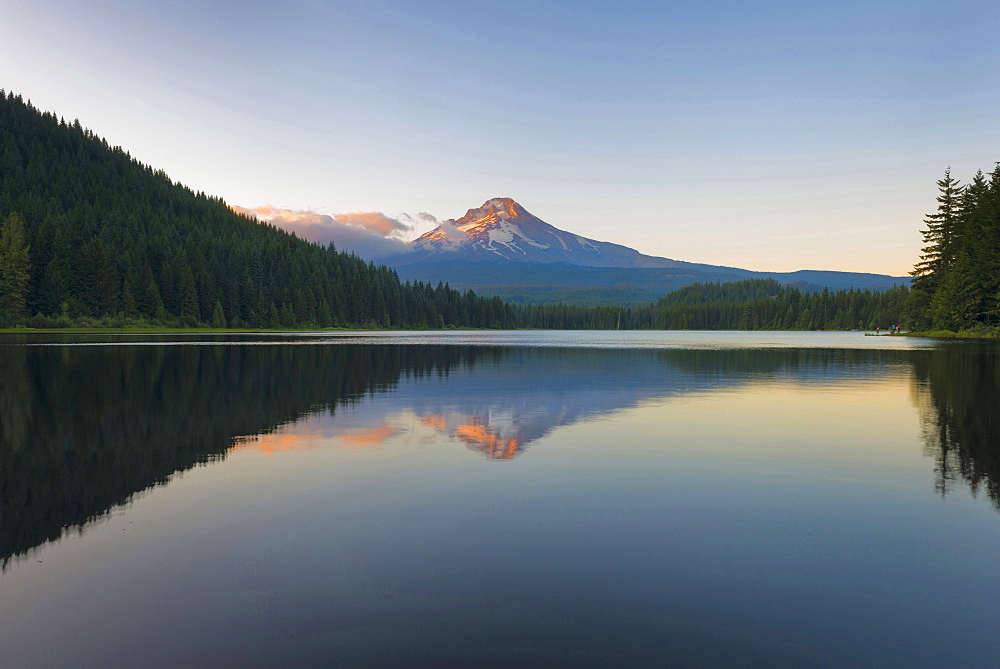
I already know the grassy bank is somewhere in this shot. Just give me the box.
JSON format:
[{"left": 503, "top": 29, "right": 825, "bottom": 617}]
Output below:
[
  {"left": 0, "top": 327, "right": 337, "bottom": 334},
  {"left": 903, "top": 328, "right": 1000, "bottom": 339},
  {"left": 0, "top": 326, "right": 506, "bottom": 334}
]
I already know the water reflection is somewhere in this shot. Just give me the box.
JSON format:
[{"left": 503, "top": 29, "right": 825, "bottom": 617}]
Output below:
[
  {"left": 2, "top": 338, "right": 999, "bottom": 569},
  {"left": 240, "top": 348, "right": 918, "bottom": 461},
  {"left": 0, "top": 343, "right": 491, "bottom": 566},
  {"left": 912, "top": 343, "right": 1000, "bottom": 506}
]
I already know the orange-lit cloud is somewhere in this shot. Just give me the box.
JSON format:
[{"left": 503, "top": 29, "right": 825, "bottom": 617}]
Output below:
[
  {"left": 232, "top": 422, "right": 402, "bottom": 454},
  {"left": 335, "top": 211, "right": 409, "bottom": 236},
  {"left": 231, "top": 204, "right": 411, "bottom": 258},
  {"left": 336, "top": 425, "right": 400, "bottom": 448},
  {"left": 231, "top": 430, "right": 323, "bottom": 456}
]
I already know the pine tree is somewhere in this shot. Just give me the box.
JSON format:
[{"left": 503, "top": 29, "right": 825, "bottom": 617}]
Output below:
[
  {"left": 0, "top": 212, "right": 31, "bottom": 321},
  {"left": 279, "top": 302, "right": 295, "bottom": 328},
  {"left": 120, "top": 279, "right": 138, "bottom": 317},
  {"left": 982, "top": 164, "right": 1000, "bottom": 325},
  {"left": 910, "top": 168, "right": 963, "bottom": 328},
  {"left": 147, "top": 279, "right": 167, "bottom": 321},
  {"left": 949, "top": 171, "right": 990, "bottom": 326},
  {"left": 211, "top": 300, "right": 227, "bottom": 328},
  {"left": 178, "top": 266, "right": 199, "bottom": 322},
  {"left": 37, "top": 258, "right": 70, "bottom": 316}
]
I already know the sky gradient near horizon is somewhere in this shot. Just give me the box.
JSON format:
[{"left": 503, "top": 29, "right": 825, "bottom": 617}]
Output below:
[{"left": 2, "top": 0, "right": 998, "bottom": 276}]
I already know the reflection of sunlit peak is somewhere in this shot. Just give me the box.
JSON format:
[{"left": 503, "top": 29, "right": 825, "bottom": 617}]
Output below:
[
  {"left": 412, "top": 409, "right": 529, "bottom": 460},
  {"left": 421, "top": 413, "right": 448, "bottom": 431},
  {"left": 454, "top": 422, "right": 520, "bottom": 460}
]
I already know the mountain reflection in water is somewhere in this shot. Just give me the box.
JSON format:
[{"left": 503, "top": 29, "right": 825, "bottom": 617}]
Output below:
[{"left": 1, "top": 338, "right": 999, "bottom": 569}]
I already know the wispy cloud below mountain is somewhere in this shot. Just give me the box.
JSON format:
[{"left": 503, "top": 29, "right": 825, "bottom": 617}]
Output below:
[
  {"left": 232, "top": 205, "right": 411, "bottom": 257},
  {"left": 402, "top": 210, "right": 466, "bottom": 242}
]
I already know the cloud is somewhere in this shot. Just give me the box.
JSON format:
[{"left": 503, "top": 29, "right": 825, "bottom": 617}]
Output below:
[
  {"left": 435, "top": 219, "right": 467, "bottom": 241},
  {"left": 232, "top": 205, "right": 411, "bottom": 259},
  {"left": 336, "top": 425, "right": 400, "bottom": 449},
  {"left": 335, "top": 211, "right": 409, "bottom": 236},
  {"left": 399, "top": 211, "right": 445, "bottom": 239}
]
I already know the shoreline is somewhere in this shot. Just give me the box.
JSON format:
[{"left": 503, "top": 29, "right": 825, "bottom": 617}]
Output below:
[{"left": 901, "top": 329, "right": 1000, "bottom": 340}]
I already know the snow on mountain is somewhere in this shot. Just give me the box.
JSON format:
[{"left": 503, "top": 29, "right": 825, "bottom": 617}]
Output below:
[
  {"left": 398, "top": 197, "right": 684, "bottom": 269},
  {"left": 381, "top": 197, "right": 909, "bottom": 304}
]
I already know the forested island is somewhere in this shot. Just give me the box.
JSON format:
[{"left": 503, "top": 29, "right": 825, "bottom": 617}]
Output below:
[{"left": 2, "top": 90, "right": 992, "bottom": 333}]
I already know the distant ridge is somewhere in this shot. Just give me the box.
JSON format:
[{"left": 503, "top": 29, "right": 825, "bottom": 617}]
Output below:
[
  {"left": 381, "top": 198, "right": 909, "bottom": 305},
  {"left": 0, "top": 91, "right": 518, "bottom": 329}
]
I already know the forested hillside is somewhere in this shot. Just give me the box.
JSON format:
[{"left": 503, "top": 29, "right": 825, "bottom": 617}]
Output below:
[
  {"left": 517, "top": 278, "right": 908, "bottom": 330},
  {"left": 908, "top": 164, "right": 1000, "bottom": 332},
  {"left": 0, "top": 90, "right": 917, "bottom": 333},
  {"left": 0, "top": 91, "right": 517, "bottom": 329}
]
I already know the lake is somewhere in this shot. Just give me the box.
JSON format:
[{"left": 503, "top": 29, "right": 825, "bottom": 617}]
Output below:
[{"left": 1, "top": 330, "right": 999, "bottom": 667}]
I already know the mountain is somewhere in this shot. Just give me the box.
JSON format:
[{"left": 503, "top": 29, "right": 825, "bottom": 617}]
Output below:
[
  {"left": 0, "top": 91, "right": 517, "bottom": 329},
  {"left": 382, "top": 198, "right": 909, "bottom": 305},
  {"left": 400, "top": 197, "right": 689, "bottom": 269}
]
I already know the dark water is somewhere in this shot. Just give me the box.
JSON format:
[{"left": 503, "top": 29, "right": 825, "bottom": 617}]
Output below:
[{"left": 1, "top": 332, "right": 999, "bottom": 667}]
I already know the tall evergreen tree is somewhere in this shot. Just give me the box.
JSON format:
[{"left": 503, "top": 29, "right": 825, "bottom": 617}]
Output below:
[
  {"left": 211, "top": 300, "right": 227, "bottom": 328},
  {"left": 909, "top": 168, "right": 964, "bottom": 329},
  {"left": 0, "top": 212, "right": 31, "bottom": 321},
  {"left": 982, "top": 164, "right": 1000, "bottom": 324}
]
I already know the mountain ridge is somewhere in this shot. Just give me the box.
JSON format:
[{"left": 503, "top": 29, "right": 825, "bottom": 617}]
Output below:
[
  {"left": 382, "top": 198, "right": 909, "bottom": 305},
  {"left": 0, "top": 91, "right": 518, "bottom": 329},
  {"left": 398, "top": 197, "right": 691, "bottom": 269}
]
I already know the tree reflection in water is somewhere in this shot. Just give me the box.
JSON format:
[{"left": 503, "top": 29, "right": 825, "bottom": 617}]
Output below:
[
  {"left": 0, "top": 341, "right": 495, "bottom": 567},
  {"left": 912, "top": 343, "right": 1000, "bottom": 508},
  {"left": 2, "top": 337, "right": 999, "bottom": 569}
]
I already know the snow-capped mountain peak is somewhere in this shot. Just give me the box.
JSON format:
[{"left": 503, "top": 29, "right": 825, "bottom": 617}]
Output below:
[
  {"left": 404, "top": 197, "right": 680, "bottom": 268},
  {"left": 382, "top": 197, "right": 910, "bottom": 303},
  {"left": 413, "top": 197, "right": 551, "bottom": 256},
  {"left": 455, "top": 197, "right": 526, "bottom": 225}
]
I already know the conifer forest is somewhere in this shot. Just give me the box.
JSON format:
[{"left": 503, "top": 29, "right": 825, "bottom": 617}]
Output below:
[
  {"left": 907, "top": 165, "right": 1000, "bottom": 333},
  {"left": 0, "top": 92, "right": 517, "bottom": 329},
  {"left": 5, "top": 90, "right": 990, "bottom": 334}
]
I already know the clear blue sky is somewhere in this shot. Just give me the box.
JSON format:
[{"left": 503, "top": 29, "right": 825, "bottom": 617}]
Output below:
[{"left": 3, "top": 0, "right": 998, "bottom": 275}]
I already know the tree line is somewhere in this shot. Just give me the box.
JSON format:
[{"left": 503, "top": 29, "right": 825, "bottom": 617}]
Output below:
[
  {"left": 516, "top": 278, "right": 908, "bottom": 330},
  {"left": 0, "top": 91, "right": 517, "bottom": 329},
  {"left": 907, "top": 164, "right": 1000, "bottom": 332},
  {"left": 0, "top": 89, "right": 914, "bottom": 331}
]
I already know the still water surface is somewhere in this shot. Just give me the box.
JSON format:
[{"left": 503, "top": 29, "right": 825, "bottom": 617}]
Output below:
[{"left": 1, "top": 331, "right": 999, "bottom": 666}]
